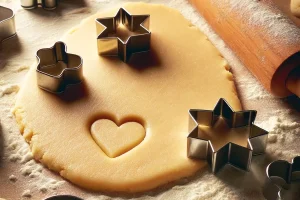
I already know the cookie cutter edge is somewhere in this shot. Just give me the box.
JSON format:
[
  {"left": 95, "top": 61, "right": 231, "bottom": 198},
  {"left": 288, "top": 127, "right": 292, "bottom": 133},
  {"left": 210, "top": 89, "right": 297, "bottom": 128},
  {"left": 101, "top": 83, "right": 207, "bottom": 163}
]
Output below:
[
  {"left": 0, "top": 6, "right": 16, "bottom": 43},
  {"left": 20, "top": 0, "right": 57, "bottom": 10},
  {"left": 95, "top": 7, "right": 151, "bottom": 63},
  {"left": 263, "top": 156, "right": 300, "bottom": 200},
  {"left": 36, "top": 41, "right": 83, "bottom": 93},
  {"left": 187, "top": 98, "right": 269, "bottom": 173}
]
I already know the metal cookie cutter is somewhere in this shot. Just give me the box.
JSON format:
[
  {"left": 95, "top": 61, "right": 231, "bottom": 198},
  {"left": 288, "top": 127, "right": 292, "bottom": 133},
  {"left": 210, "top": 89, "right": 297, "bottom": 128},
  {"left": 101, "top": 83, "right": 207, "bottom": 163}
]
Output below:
[
  {"left": 0, "top": 6, "right": 16, "bottom": 42},
  {"left": 187, "top": 98, "right": 269, "bottom": 173},
  {"left": 20, "top": 0, "right": 57, "bottom": 10},
  {"left": 96, "top": 8, "right": 151, "bottom": 63},
  {"left": 263, "top": 156, "right": 300, "bottom": 200},
  {"left": 36, "top": 41, "right": 83, "bottom": 93}
]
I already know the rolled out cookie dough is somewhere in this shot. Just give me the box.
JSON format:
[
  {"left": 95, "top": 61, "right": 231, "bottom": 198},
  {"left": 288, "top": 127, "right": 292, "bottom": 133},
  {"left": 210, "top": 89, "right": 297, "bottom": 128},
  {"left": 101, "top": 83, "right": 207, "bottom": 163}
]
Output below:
[
  {"left": 13, "top": 3, "right": 241, "bottom": 192},
  {"left": 291, "top": 0, "right": 300, "bottom": 17}
]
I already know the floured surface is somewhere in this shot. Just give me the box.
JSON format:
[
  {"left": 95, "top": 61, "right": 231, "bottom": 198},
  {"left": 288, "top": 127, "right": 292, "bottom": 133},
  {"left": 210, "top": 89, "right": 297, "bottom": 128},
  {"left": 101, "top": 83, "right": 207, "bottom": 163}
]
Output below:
[
  {"left": 13, "top": 3, "right": 241, "bottom": 193},
  {"left": 263, "top": 0, "right": 300, "bottom": 27},
  {"left": 1, "top": 0, "right": 300, "bottom": 199}
]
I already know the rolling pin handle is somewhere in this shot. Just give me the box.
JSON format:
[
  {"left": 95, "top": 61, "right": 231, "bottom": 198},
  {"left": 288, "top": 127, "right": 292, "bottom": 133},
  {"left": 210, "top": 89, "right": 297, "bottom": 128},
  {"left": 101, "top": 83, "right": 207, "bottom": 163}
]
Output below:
[{"left": 286, "top": 67, "right": 300, "bottom": 97}]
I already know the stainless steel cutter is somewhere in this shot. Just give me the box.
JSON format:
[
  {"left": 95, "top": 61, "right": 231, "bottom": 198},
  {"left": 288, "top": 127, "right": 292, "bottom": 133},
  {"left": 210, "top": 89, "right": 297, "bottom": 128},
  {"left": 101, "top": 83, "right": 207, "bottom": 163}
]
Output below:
[
  {"left": 0, "top": 6, "right": 16, "bottom": 42},
  {"left": 263, "top": 156, "right": 300, "bottom": 200},
  {"left": 36, "top": 41, "right": 83, "bottom": 93},
  {"left": 20, "top": 0, "right": 57, "bottom": 10},
  {"left": 96, "top": 7, "right": 151, "bottom": 63},
  {"left": 187, "top": 98, "right": 269, "bottom": 173}
]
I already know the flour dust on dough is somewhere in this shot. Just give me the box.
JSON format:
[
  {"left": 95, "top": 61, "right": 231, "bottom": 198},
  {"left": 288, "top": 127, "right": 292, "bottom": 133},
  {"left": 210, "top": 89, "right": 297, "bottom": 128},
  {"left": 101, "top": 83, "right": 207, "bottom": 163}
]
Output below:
[{"left": 13, "top": 3, "right": 241, "bottom": 192}]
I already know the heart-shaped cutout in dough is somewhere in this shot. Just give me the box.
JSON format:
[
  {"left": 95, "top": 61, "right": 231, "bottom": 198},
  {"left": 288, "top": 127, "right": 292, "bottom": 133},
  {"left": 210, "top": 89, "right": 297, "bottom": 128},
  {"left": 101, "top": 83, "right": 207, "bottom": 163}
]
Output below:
[{"left": 91, "top": 119, "right": 146, "bottom": 158}]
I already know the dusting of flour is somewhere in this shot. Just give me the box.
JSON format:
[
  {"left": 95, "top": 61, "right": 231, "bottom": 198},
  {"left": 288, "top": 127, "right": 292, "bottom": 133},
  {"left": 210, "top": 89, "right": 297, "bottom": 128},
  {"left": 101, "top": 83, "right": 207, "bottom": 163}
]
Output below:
[
  {"left": 0, "top": 0, "right": 299, "bottom": 199},
  {"left": 1, "top": 90, "right": 65, "bottom": 197},
  {"left": 212, "top": 0, "right": 300, "bottom": 46},
  {"left": 0, "top": 84, "right": 19, "bottom": 97},
  {"left": 259, "top": 109, "right": 300, "bottom": 158}
]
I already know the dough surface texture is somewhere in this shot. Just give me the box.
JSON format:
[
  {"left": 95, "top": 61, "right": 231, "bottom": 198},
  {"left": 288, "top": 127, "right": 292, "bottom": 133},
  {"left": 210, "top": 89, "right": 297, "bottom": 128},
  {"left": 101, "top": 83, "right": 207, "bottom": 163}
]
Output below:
[
  {"left": 13, "top": 3, "right": 241, "bottom": 192},
  {"left": 91, "top": 119, "right": 146, "bottom": 158}
]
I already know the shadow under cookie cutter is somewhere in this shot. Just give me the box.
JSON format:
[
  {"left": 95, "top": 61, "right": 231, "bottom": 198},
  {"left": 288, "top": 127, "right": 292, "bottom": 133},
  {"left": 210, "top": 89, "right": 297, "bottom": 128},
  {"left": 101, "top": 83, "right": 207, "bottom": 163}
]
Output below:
[
  {"left": 96, "top": 7, "right": 151, "bottom": 63},
  {"left": 36, "top": 41, "right": 83, "bottom": 93},
  {"left": 263, "top": 156, "right": 300, "bottom": 200},
  {"left": 187, "top": 98, "right": 269, "bottom": 173},
  {"left": 44, "top": 195, "right": 83, "bottom": 200},
  {"left": 0, "top": 6, "right": 16, "bottom": 43},
  {"left": 20, "top": 0, "right": 57, "bottom": 10}
]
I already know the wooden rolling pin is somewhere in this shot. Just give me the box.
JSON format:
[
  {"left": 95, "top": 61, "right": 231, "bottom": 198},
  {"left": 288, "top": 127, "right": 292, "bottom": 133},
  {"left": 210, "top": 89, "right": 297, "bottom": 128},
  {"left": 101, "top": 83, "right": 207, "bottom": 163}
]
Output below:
[{"left": 189, "top": 0, "right": 300, "bottom": 97}]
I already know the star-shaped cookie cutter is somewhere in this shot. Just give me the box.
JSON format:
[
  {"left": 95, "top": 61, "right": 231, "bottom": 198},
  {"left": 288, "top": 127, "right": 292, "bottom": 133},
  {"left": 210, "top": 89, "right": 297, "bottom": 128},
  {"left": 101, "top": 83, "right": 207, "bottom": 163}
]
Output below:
[
  {"left": 96, "top": 8, "right": 151, "bottom": 62},
  {"left": 263, "top": 156, "right": 300, "bottom": 200},
  {"left": 20, "top": 0, "right": 57, "bottom": 10},
  {"left": 187, "top": 98, "right": 269, "bottom": 173},
  {"left": 0, "top": 6, "right": 16, "bottom": 42},
  {"left": 36, "top": 41, "right": 83, "bottom": 93}
]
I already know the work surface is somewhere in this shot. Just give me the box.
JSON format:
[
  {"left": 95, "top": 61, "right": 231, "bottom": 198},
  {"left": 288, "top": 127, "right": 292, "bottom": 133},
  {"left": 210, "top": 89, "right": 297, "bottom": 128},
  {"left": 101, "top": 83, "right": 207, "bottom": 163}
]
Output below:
[{"left": 0, "top": 0, "right": 300, "bottom": 199}]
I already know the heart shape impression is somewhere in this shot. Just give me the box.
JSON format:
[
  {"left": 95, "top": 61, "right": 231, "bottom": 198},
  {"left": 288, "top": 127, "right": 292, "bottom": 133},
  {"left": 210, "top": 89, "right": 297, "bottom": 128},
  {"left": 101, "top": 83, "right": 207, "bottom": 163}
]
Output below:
[{"left": 91, "top": 119, "right": 146, "bottom": 158}]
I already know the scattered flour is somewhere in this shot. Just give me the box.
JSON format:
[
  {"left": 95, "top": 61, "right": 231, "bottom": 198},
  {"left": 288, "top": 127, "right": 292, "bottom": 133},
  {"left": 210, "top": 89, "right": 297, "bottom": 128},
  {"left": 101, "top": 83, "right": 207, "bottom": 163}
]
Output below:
[
  {"left": 35, "top": 176, "right": 65, "bottom": 193},
  {"left": 6, "top": 135, "right": 65, "bottom": 192},
  {"left": 91, "top": 0, "right": 110, "bottom": 2},
  {"left": 0, "top": 84, "right": 19, "bottom": 97},
  {"left": 21, "top": 190, "right": 31, "bottom": 198},
  {"left": 0, "top": 0, "right": 299, "bottom": 200},
  {"left": 212, "top": 0, "right": 300, "bottom": 46},
  {"left": 260, "top": 109, "right": 300, "bottom": 158},
  {"left": 235, "top": 73, "right": 272, "bottom": 100},
  {"left": 8, "top": 174, "right": 17, "bottom": 182},
  {"left": 66, "top": 8, "right": 92, "bottom": 15},
  {"left": 0, "top": 81, "right": 6, "bottom": 86},
  {"left": 14, "top": 65, "right": 29, "bottom": 73}
]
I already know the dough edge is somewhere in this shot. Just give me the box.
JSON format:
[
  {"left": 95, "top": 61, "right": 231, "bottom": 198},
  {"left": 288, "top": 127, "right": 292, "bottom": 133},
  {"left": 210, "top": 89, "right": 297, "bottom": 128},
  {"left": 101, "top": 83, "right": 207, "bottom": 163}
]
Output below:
[{"left": 13, "top": 2, "right": 241, "bottom": 193}]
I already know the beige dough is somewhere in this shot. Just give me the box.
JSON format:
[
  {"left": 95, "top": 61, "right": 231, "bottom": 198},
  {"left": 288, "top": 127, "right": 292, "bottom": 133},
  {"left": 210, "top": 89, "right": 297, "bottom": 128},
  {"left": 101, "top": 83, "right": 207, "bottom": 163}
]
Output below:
[
  {"left": 91, "top": 119, "right": 146, "bottom": 158},
  {"left": 13, "top": 3, "right": 241, "bottom": 192},
  {"left": 291, "top": 0, "right": 300, "bottom": 17}
]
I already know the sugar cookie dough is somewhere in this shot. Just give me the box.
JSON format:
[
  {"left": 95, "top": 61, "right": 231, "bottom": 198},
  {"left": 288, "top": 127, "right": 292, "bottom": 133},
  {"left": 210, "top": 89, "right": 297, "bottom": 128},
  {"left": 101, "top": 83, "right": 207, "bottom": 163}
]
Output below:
[
  {"left": 13, "top": 3, "right": 241, "bottom": 192},
  {"left": 291, "top": 0, "right": 300, "bottom": 17},
  {"left": 91, "top": 119, "right": 146, "bottom": 158}
]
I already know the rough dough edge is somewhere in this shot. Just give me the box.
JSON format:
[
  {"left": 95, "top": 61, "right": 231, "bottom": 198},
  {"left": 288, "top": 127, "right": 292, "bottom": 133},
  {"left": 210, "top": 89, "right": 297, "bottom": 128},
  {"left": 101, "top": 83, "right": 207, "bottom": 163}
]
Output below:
[{"left": 12, "top": 2, "right": 242, "bottom": 193}]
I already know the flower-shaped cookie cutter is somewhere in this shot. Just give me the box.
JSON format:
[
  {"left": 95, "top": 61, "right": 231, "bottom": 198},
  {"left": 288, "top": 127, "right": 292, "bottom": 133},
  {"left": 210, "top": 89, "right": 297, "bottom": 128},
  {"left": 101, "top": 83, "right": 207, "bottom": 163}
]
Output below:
[
  {"left": 36, "top": 41, "right": 83, "bottom": 93},
  {"left": 20, "top": 0, "right": 57, "bottom": 10},
  {"left": 187, "top": 98, "right": 269, "bottom": 173},
  {"left": 96, "top": 8, "right": 151, "bottom": 63},
  {"left": 263, "top": 156, "right": 300, "bottom": 200},
  {"left": 0, "top": 6, "right": 16, "bottom": 42}
]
